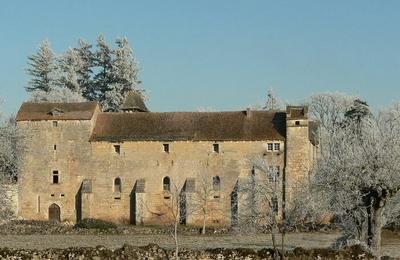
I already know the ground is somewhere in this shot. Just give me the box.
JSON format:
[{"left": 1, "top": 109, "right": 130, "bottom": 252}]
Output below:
[{"left": 0, "top": 231, "right": 399, "bottom": 258}]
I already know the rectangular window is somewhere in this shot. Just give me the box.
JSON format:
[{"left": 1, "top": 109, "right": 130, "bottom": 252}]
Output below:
[
  {"left": 295, "top": 120, "right": 300, "bottom": 126},
  {"left": 114, "top": 145, "right": 120, "bottom": 154},
  {"left": 163, "top": 143, "right": 169, "bottom": 153},
  {"left": 274, "top": 143, "right": 280, "bottom": 151},
  {"left": 213, "top": 143, "right": 219, "bottom": 153},
  {"left": 52, "top": 170, "right": 59, "bottom": 184},
  {"left": 54, "top": 144, "right": 57, "bottom": 150},
  {"left": 53, "top": 121, "right": 58, "bottom": 127},
  {"left": 267, "top": 143, "right": 273, "bottom": 151}
]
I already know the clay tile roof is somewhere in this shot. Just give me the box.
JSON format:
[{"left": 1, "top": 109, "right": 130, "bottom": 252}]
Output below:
[
  {"left": 120, "top": 91, "right": 149, "bottom": 112},
  {"left": 16, "top": 102, "right": 99, "bottom": 121},
  {"left": 90, "top": 110, "right": 287, "bottom": 142}
]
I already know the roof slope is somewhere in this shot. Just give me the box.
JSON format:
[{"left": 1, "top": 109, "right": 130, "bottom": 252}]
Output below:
[
  {"left": 16, "top": 102, "right": 98, "bottom": 121},
  {"left": 90, "top": 110, "right": 287, "bottom": 142}
]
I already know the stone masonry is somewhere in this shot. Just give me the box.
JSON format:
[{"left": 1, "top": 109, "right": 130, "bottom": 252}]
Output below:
[{"left": 16, "top": 98, "right": 318, "bottom": 226}]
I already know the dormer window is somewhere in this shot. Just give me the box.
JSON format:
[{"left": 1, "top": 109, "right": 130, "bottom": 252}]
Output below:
[{"left": 48, "top": 108, "right": 64, "bottom": 116}]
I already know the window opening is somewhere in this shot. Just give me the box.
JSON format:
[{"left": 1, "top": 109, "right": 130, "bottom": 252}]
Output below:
[
  {"left": 52, "top": 171, "right": 59, "bottom": 184},
  {"left": 163, "top": 176, "right": 171, "bottom": 191},
  {"left": 163, "top": 143, "right": 169, "bottom": 153},
  {"left": 213, "top": 143, "right": 219, "bottom": 153},
  {"left": 114, "top": 145, "right": 120, "bottom": 154}
]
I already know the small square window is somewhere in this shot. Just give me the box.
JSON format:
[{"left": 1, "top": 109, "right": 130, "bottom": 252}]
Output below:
[
  {"left": 163, "top": 144, "right": 169, "bottom": 153},
  {"left": 274, "top": 143, "right": 280, "bottom": 151},
  {"left": 295, "top": 121, "right": 300, "bottom": 126},
  {"left": 114, "top": 145, "right": 120, "bottom": 154},
  {"left": 53, "top": 121, "right": 58, "bottom": 127},
  {"left": 213, "top": 143, "right": 219, "bottom": 153},
  {"left": 52, "top": 171, "right": 59, "bottom": 184},
  {"left": 267, "top": 143, "right": 273, "bottom": 151}
]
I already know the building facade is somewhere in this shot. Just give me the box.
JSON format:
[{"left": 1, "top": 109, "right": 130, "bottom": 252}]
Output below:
[{"left": 16, "top": 97, "right": 318, "bottom": 226}]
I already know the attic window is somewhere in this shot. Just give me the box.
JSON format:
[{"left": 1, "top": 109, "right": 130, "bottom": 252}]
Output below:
[
  {"left": 213, "top": 143, "right": 219, "bottom": 153},
  {"left": 114, "top": 145, "right": 120, "bottom": 154},
  {"left": 163, "top": 144, "right": 169, "bottom": 153},
  {"left": 53, "top": 121, "right": 58, "bottom": 127},
  {"left": 48, "top": 108, "right": 64, "bottom": 116}
]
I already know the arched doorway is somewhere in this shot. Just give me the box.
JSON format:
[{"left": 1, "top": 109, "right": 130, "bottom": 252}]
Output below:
[{"left": 49, "top": 203, "right": 61, "bottom": 222}]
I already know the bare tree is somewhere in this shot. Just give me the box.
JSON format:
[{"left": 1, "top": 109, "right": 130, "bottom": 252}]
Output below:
[
  {"left": 238, "top": 156, "right": 282, "bottom": 259},
  {"left": 147, "top": 178, "right": 184, "bottom": 259},
  {"left": 189, "top": 169, "right": 222, "bottom": 235},
  {"left": 311, "top": 102, "right": 400, "bottom": 257},
  {"left": 308, "top": 92, "right": 354, "bottom": 134}
]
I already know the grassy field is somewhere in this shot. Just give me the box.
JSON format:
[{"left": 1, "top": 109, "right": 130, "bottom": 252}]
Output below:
[{"left": 0, "top": 231, "right": 399, "bottom": 257}]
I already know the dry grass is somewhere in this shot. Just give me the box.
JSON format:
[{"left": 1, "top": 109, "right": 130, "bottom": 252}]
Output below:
[{"left": 0, "top": 231, "right": 399, "bottom": 257}]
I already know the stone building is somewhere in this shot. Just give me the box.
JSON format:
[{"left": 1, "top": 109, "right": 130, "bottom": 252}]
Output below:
[{"left": 16, "top": 94, "right": 319, "bottom": 226}]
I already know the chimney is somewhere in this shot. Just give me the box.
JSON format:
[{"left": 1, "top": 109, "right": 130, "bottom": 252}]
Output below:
[{"left": 246, "top": 107, "right": 251, "bottom": 117}]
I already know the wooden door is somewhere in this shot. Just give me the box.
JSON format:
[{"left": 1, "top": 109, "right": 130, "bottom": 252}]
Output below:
[{"left": 49, "top": 203, "right": 61, "bottom": 222}]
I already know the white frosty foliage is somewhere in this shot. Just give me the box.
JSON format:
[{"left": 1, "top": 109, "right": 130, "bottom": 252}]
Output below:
[
  {"left": 30, "top": 87, "right": 86, "bottom": 103},
  {"left": 26, "top": 39, "right": 57, "bottom": 92}
]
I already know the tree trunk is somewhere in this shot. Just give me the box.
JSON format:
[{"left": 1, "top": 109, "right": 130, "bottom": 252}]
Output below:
[
  {"left": 281, "top": 224, "right": 285, "bottom": 260},
  {"left": 371, "top": 204, "right": 384, "bottom": 258},
  {"left": 174, "top": 220, "right": 179, "bottom": 260},
  {"left": 202, "top": 210, "right": 206, "bottom": 235},
  {"left": 271, "top": 213, "right": 279, "bottom": 260}
]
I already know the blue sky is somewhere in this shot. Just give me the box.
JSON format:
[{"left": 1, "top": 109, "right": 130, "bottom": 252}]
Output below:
[{"left": 0, "top": 0, "right": 399, "bottom": 115}]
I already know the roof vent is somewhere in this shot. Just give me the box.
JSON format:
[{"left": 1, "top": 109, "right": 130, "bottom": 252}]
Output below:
[{"left": 48, "top": 108, "right": 64, "bottom": 116}]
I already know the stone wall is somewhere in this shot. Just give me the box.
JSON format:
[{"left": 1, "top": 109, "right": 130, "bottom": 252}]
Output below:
[
  {"left": 17, "top": 105, "right": 316, "bottom": 227},
  {"left": 17, "top": 115, "right": 286, "bottom": 226}
]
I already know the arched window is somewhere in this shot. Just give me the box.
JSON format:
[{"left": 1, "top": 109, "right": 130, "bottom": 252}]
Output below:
[
  {"left": 163, "top": 176, "right": 170, "bottom": 191},
  {"left": 213, "top": 176, "right": 221, "bottom": 191},
  {"left": 114, "top": 177, "right": 122, "bottom": 193}
]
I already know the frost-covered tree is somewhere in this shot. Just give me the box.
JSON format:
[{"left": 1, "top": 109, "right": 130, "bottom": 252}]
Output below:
[
  {"left": 238, "top": 156, "right": 282, "bottom": 259},
  {"left": 75, "top": 39, "right": 94, "bottom": 100},
  {"left": 0, "top": 103, "right": 21, "bottom": 182},
  {"left": 308, "top": 92, "right": 355, "bottom": 133},
  {"left": 93, "top": 35, "right": 113, "bottom": 102},
  {"left": 26, "top": 39, "right": 57, "bottom": 92},
  {"left": 25, "top": 35, "right": 144, "bottom": 110},
  {"left": 57, "top": 48, "right": 81, "bottom": 93},
  {"left": 100, "top": 83, "right": 124, "bottom": 112},
  {"left": 29, "top": 87, "right": 86, "bottom": 103},
  {"left": 312, "top": 103, "right": 400, "bottom": 257},
  {"left": 113, "top": 37, "right": 141, "bottom": 93}
]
